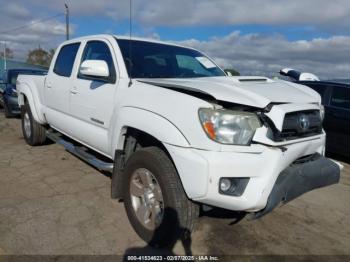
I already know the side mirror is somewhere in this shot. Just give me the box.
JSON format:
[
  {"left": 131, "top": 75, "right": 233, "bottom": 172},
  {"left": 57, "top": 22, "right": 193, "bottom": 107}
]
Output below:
[
  {"left": 225, "top": 70, "right": 233, "bottom": 76},
  {"left": 224, "top": 69, "right": 240, "bottom": 77},
  {"left": 79, "top": 60, "right": 109, "bottom": 78}
]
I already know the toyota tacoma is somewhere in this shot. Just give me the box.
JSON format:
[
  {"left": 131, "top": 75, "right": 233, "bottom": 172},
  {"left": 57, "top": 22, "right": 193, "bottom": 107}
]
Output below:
[{"left": 16, "top": 35, "right": 341, "bottom": 247}]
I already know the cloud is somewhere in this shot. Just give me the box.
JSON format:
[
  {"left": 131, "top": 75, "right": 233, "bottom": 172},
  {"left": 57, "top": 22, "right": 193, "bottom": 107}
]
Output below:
[
  {"left": 5, "top": 2, "right": 31, "bottom": 19},
  {"left": 135, "top": 0, "right": 350, "bottom": 32},
  {"left": 0, "top": 1, "right": 72, "bottom": 60},
  {"left": 10, "top": 0, "right": 350, "bottom": 30},
  {"left": 0, "top": 0, "right": 349, "bottom": 79},
  {"left": 175, "top": 32, "right": 350, "bottom": 79}
]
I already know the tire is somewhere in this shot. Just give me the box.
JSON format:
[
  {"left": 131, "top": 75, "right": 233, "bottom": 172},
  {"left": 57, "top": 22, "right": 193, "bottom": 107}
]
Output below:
[
  {"left": 4, "top": 102, "right": 14, "bottom": 118},
  {"left": 123, "top": 147, "right": 199, "bottom": 248},
  {"left": 21, "top": 103, "right": 46, "bottom": 146}
]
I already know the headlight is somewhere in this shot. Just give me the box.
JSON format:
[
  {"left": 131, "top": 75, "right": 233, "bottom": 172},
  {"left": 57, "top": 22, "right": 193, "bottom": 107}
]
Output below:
[{"left": 198, "top": 108, "right": 261, "bottom": 145}]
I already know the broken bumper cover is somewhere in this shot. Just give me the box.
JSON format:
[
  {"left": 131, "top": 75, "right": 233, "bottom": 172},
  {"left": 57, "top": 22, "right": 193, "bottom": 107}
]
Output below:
[
  {"left": 5, "top": 96, "right": 20, "bottom": 114},
  {"left": 253, "top": 154, "right": 340, "bottom": 218}
]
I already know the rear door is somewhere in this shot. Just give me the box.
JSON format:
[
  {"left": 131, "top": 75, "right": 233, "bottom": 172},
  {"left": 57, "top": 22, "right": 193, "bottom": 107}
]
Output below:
[
  {"left": 326, "top": 85, "right": 350, "bottom": 156},
  {"left": 44, "top": 42, "right": 80, "bottom": 126},
  {"left": 69, "top": 39, "right": 118, "bottom": 153}
]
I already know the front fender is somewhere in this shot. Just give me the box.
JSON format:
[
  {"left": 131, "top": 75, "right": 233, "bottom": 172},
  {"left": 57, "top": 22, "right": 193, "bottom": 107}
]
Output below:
[{"left": 110, "top": 106, "right": 190, "bottom": 156}]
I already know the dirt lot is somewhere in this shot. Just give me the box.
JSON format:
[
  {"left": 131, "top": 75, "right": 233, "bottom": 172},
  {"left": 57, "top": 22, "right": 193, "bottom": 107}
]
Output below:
[{"left": 0, "top": 111, "right": 349, "bottom": 257}]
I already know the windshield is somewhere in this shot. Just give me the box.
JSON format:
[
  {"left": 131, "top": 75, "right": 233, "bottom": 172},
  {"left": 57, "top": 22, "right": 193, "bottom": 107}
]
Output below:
[{"left": 116, "top": 39, "right": 225, "bottom": 78}]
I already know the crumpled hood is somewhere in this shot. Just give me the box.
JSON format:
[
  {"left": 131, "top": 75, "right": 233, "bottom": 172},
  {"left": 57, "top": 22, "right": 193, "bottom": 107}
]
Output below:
[{"left": 139, "top": 76, "right": 321, "bottom": 108}]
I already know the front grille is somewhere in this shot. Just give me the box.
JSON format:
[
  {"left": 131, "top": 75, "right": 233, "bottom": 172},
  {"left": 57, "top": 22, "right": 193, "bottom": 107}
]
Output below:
[{"left": 274, "top": 110, "right": 323, "bottom": 141}]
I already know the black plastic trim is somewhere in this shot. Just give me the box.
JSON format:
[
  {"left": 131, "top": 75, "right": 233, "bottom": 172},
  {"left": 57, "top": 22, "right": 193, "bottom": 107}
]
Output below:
[
  {"left": 219, "top": 177, "right": 250, "bottom": 196},
  {"left": 260, "top": 110, "right": 323, "bottom": 142},
  {"left": 253, "top": 154, "right": 340, "bottom": 219}
]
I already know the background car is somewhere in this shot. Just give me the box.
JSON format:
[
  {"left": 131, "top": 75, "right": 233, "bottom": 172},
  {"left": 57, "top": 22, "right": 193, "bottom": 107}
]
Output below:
[
  {"left": 280, "top": 68, "right": 350, "bottom": 157},
  {"left": 0, "top": 69, "right": 47, "bottom": 118}
]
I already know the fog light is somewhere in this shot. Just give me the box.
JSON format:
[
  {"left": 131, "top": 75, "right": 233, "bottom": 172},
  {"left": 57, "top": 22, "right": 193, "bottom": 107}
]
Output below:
[
  {"left": 220, "top": 178, "right": 231, "bottom": 192},
  {"left": 219, "top": 177, "right": 250, "bottom": 196}
]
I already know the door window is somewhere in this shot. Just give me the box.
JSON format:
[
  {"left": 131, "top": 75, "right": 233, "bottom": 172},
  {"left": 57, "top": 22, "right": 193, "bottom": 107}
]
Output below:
[
  {"left": 53, "top": 43, "right": 80, "bottom": 77},
  {"left": 79, "top": 41, "right": 116, "bottom": 83},
  {"left": 330, "top": 86, "right": 350, "bottom": 110}
]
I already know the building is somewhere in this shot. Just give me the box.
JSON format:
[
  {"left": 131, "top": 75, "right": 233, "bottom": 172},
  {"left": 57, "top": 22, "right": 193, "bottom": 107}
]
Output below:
[{"left": 0, "top": 58, "right": 47, "bottom": 79}]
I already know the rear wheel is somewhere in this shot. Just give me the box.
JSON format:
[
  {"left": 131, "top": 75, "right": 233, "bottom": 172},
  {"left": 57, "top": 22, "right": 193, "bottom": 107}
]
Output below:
[
  {"left": 21, "top": 103, "right": 46, "bottom": 146},
  {"left": 123, "top": 147, "right": 199, "bottom": 248}
]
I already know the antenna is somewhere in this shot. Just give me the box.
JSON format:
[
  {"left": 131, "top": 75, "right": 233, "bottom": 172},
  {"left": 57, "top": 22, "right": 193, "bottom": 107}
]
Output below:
[
  {"left": 128, "top": 0, "right": 133, "bottom": 87},
  {"left": 65, "top": 3, "right": 70, "bottom": 40}
]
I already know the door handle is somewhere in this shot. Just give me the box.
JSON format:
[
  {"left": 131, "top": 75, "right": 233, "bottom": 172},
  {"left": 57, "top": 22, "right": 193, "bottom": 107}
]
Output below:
[
  {"left": 46, "top": 82, "right": 52, "bottom": 88},
  {"left": 70, "top": 87, "right": 78, "bottom": 94}
]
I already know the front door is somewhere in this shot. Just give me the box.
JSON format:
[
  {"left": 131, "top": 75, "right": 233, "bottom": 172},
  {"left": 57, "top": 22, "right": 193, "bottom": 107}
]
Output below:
[{"left": 69, "top": 39, "right": 118, "bottom": 154}]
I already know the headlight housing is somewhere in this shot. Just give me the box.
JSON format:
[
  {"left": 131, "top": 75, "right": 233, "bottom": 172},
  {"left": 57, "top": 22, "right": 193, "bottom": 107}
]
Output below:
[{"left": 198, "top": 108, "right": 261, "bottom": 145}]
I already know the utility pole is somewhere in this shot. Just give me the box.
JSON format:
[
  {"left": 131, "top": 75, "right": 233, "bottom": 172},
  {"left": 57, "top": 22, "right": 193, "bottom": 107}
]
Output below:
[
  {"left": 3, "top": 41, "right": 7, "bottom": 71},
  {"left": 65, "top": 3, "right": 70, "bottom": 40}
]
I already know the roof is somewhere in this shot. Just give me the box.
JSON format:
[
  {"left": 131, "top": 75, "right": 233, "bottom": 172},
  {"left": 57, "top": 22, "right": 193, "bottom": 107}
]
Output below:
[
  {"left": 58, "top": 34, "right": 197, "bottom": 51},
  {"left": 114, "top": 35, "right": 193, "bottom": 49}
]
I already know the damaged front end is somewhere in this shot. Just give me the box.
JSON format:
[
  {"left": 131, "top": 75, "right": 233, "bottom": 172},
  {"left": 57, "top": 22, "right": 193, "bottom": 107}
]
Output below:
[
  {"left": 253, "top": 153, "right": 341, "bottom": 219},
  {"left": 139, "top": 78, "right": 341, "bottom": 217}
]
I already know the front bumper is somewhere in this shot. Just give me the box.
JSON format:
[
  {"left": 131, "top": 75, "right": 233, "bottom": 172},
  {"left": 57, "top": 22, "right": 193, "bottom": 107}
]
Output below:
[
  {"left": 253, "top": 154, "right": 340, "bottom": 218},
  {"left": 4, "top": 95, "right": 20, "bottom": 114},
  {"left": 165, "top": 134, "right": 341, "bottom": 213}
]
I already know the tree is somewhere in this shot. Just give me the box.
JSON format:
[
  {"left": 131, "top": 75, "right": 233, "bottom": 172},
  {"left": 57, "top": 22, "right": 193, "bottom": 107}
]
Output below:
[
  {"left": 0, "top": 48, "right": 14, "bottom": 59},
  {"left": 49, "top": 48, "right": 55, "bottom": 58},
  {"left": 224, "top": 68, "right": 240, "bottom": 76},
  {"left": 26, "top": 47, "right": 55, "bottom": 67}
]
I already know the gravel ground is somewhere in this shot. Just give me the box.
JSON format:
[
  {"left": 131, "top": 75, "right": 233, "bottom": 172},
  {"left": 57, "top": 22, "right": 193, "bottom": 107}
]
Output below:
[{"left": 0, "top": 111, "right": 349, "bottom": 258}]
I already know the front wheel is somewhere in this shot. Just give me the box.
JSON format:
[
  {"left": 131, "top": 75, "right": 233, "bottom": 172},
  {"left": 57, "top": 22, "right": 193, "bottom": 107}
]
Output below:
[
  {"left": 123, "top": 147, "right": 199, "bottom": 248},
  {"left": 21, "top": 103, "right": 46, "bottom": 146}
]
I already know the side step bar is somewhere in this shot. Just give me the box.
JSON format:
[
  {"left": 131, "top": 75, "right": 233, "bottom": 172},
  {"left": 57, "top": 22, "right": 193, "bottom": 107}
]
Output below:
[{"left": 46, "top": 131, "right": 114, "bottom": 173}]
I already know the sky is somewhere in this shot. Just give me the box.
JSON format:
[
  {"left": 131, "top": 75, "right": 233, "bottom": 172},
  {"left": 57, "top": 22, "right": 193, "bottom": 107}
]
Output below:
[{"left": 0, "top": 0, "right": 350, "bottom": 79}]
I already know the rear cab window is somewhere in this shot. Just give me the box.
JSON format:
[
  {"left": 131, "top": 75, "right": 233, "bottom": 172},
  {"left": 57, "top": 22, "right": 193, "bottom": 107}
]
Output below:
[{"left": 53, "top": 43, "right": 81, "bottom": 77}]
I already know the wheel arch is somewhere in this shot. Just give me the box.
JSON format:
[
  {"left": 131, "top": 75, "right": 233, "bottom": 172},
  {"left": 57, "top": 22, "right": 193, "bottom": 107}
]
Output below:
[
  {"left": 18, "top": 82, "right": 46, "bottom": 124},
  {"left": 110, "top": 106, "right": 190, "bottom": 157},
  {"left": 111, "top": 126, "right": 188, "bottom": 200}
]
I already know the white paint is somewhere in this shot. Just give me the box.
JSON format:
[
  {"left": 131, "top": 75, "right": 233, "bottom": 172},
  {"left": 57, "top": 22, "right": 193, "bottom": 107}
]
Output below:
[
  {"left": 299, "top": 72, "right": 320, "bottom": 81},
  {"left": 79, "top": 60, "right": 110, "bottom": 78},
  {"left": 16, "top": 34, "right": 333, "bottom": 213}
]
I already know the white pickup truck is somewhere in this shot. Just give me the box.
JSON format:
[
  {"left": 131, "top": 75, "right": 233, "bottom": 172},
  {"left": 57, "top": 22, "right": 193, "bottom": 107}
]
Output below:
[{"left": 17, "top": 35, "right": 340, "bottom": 247}]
